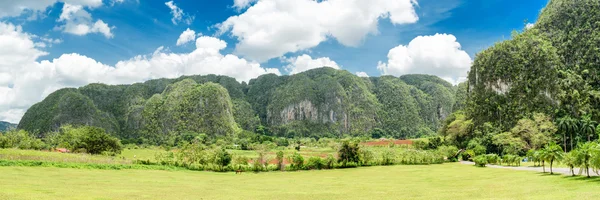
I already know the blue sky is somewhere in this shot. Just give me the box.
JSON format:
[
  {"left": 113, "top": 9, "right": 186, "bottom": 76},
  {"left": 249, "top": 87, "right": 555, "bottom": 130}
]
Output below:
[{"left": 0, "top": 0, "right": 549, "bottom": 123}]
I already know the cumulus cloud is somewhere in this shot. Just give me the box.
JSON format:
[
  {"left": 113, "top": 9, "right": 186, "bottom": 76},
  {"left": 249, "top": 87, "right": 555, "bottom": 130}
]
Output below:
[
  {"left": 176, "top": 28, "right": 196, "bottom": 46},
  {"left": 233, "top": 0, "right": 258, "bottom": 11},
  {"left": 165, "top": 1, "right": 194, "bottom": 25},
  {"left": 284, "top": 54, "right": 340, "bottom": 75},
  {"left": 0, "top": 0, "right": 103, "bottom": 18},
  {"left": 55, "top": 3, "right": 114, "bottom": 38},
  {"left": 218, "top": 0, "right": 419, "bottom": 62},
  {"left": 356, "top": 72, "right": 369, "bottom": 77},
  {"left": 377, "top": 34, "right": 472, "bottom": 85},
  {"left": 0, "top": 22, "right": 279, "bottom": 123}
]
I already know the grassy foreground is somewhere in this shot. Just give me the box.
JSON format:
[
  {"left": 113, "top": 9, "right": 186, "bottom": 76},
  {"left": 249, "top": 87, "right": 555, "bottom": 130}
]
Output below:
[{"left": 1, "top": 163, "right": 600, "bottom": 200}]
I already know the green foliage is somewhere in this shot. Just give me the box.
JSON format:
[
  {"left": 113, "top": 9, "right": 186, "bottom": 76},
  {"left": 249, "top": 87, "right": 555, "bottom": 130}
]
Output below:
[
  {"left": 289, "top": 152, "right": 304, "bottom": 170},
  {"left": 467, "top": 29, "right": 560, "bottom": 130},
  {"left": 305, "top": 157, "right": 325, "bottom": 170},
  {"left": 22, "top": 68, "right": 459, "bottom": 142},
  {"left": 542, "top": 143, "right": 563, "bottom": 174},
  {"left": 473, "top": 155, "right": 488, "bottom": 167},
  {"left": 276, "top": 151, "right": 284, "bottom": 170},
  {"left": 338, "top": 141, "right": 360, "bottom": 166},
  {"left": 485, "top": 154, "right": 500, "bottom": 165},
  {"left": 0, "top": 130, "right": 45, "bottom": 150}
]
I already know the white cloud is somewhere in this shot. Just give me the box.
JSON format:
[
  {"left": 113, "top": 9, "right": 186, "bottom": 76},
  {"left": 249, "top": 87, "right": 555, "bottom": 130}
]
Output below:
[
  {"left": 525, "top": 23, "right": 534, "bottom": 29},
  {"left": 377, "top": 33, "right": 472, "bottom": 85},
  {"left": 218, "top": 0, "right": 419, "bottom": 62},
  {"left": 356, "top": 72, "right": 369, "bottom": 77},
  {"left": 165, "top": 1, "right": 194, "bottom": 25},
  {"left": 0, "top": 21, "right": 280, "bottom": 123},
  {"left": 0, "top": 0, "right": 103, "bottom": 18},
  {"left": 284, "top": 54, "right": 340, "bottom": 75},
  {"left": 233, "top": 0, "right": 258, "bottom": 11},
  {"left": 56, "top": 3, "right": 114, "bottom": 38},
  {"left": 176, "top": 28, "right": 196, "bottom": 46}
]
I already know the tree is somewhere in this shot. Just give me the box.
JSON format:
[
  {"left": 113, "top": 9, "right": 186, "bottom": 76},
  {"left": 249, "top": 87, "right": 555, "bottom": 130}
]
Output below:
[
  {"left": 561, "top": 151, "right": 578, "bottom": 176},
  {"left": 542, "top": 143, "right": 563, "bottom": 174},
  {"left": 580, "top": 116, "right": 596, "bottom": 142},
  {"left": 538, "top": 149, "right": 548, "bottom": 173},
  {"left": 575, "top": 142, "right": 597, "bottom": 178},
  {"left": 557, "top": 116, "right": 579, "bottom": 152},
  {"left": 214, "top": 148, "right": 232, "bottom": 169},
  {"left": 78, "top": 126, "right": 122, "bottom": 155},
  {"left": 338, "top": 141, "right": 360, "bottom": 166}
]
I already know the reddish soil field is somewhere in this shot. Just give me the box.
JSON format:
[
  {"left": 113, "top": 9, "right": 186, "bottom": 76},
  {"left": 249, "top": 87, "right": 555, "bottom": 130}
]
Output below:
[{"left": 361, "top": 139, "right": 413, "bottom": 146}]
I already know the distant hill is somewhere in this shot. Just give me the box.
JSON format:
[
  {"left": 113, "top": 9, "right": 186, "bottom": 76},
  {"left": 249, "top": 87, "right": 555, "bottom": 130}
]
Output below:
[
  {"left": 0, "top": 121, "right": 17, "bottom": 132},
  {"left": 18, "top": 67, "right": 462, "bottom": 142}
]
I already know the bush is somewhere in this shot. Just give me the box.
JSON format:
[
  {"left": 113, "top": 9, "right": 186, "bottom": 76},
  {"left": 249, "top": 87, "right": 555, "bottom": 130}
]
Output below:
[
  {"left": 380, "top": 149, "right": 396, "bottom": 165},
  {"left": 77, "top": 126, "right": 122, "bottom": 155},
  {"left": 306, "top": 157, "right": 325, "bottom": 170},
  {"left": 358, "top": 148, "right": 375, "bottom": 166},
  {"left": 288, "top": 152, "right": 304, "bottom": 170},
  {"left": 485, "top": 154, "right": 500, "bottom": 165},
  {"left": 437, "top": 145, "right": 459, "bottom": 162},
  {"left": 473, "top": 155, "right": 487, "bottom": 167},
  {"left": 413, "top": 139, "right": 429, "bottom": 150},
  {"left": 338, "top": 141, "right": 360, "bottom": 167},
  {"left": 324, "top": 154, "right": 336, "bottom": 169}
]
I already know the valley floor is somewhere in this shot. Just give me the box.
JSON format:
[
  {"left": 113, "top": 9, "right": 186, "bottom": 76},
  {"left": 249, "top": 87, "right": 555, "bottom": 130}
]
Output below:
[{"left": 1, "top": 163, "right": 600, "bottom": 200}]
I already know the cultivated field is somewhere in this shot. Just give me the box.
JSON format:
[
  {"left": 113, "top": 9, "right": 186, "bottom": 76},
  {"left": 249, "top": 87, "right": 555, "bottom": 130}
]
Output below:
[{"left": 1, "top": 163, "right": 600, "bottom": 200}]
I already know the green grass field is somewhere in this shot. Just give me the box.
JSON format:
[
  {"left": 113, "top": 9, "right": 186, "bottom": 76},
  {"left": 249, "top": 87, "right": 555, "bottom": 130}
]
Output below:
[{"left": 1, "top": 163, "right": 599, "bottom": 200}]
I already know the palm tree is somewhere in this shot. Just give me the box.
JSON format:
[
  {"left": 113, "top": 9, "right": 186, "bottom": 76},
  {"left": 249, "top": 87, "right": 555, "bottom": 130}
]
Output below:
[
  {"left": 567, "top": 117, "right": 580, "bottom": 151},
  {"left": 538, "top": 149, "right": 548, "bottom": 173},
  {"left": 575, "top": 142, "right": 597, "bottom": 178},
  {"left": 580, "top": 116, "right": 596, "bottom": 142},
  {"left": 557, "top": 117, "right": 570, "bottom": 152},
  {"left": 562, "top": 151, "right": 578, "bottom": 176},
  {"left": 543, "top": 143, "right": 564, "bottom": 174}
]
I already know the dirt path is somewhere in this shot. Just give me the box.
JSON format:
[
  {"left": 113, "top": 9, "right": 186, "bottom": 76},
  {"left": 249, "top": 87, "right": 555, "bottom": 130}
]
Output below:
[{"left": 460, "top": 161, "right": 599, "bottom": 177}]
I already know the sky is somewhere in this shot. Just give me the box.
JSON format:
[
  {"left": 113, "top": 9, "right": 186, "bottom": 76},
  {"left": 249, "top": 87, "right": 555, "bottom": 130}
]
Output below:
[{"left": 0, "top": 0, "right": 549, "bottom": 123}]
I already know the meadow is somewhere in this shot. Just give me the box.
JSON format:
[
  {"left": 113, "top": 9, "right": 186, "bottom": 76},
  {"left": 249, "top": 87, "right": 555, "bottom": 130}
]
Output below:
[{"left": 1, "top": 162, "right": 600, "bottom": 200}]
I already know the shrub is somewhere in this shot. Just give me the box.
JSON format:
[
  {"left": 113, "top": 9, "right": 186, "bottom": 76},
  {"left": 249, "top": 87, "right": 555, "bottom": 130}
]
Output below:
[
  {"left": 413, "top": 139, "right": 429, "bottom": 150},
  {"left": 306, "top": 157, "right": 325, "bottom": 170},
  {"left": 213, "top": 148, "right": 232, "bottom": 168},
  {"left": 437, "top": 145, "right": 459, "bottom": 162},
  {"left": 324, "top": 154, "right": 336, "bottom": 169},
  {"left": 473, "top": 155, "right": 487, "bottom": 167},
  {"left": 485, "top": 154, "right": 500, "bottom": 165},
  {"left": 380, "top": 149, "right": 396, "bottom": 165},
  {"left": 358, "top": 148, "right": 375, "bottom": 166},
  {"left": 289, "top": 152, "right": 304, "bottom": 170},
  {"left": 338, "top": 141, "right": 360, "bottom": 167}
]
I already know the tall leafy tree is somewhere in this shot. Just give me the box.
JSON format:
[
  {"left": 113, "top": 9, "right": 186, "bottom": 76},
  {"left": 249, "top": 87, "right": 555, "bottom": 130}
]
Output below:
[{"left": 580, "top": 116, "right": 596, "bottom": 142}]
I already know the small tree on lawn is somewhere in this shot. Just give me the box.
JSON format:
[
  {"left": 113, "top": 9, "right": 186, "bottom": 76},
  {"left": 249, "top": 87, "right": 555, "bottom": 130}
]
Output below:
[
  {"left": 575, "top": 142, "right": 597, "bottom": 178},
  {"left": 543, "top": 143, "right": 563, "bottom": 174}
]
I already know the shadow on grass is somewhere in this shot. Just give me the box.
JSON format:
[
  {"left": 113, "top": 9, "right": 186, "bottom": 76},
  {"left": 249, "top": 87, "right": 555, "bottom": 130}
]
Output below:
[{"left": 560, "top": 175, "right": 600, "bottom": 183}]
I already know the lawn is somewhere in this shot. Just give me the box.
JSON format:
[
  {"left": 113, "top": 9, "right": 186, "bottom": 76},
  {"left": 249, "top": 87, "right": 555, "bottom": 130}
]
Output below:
[{"left": 1, "top": 163, "right": 599, "bottom": 200}]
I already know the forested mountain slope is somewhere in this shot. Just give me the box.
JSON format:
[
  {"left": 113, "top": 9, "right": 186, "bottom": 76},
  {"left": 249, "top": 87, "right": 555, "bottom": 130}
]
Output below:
[
  {"left": 19, "top": 67, "right": 459, "bottom": 141},
  {"left": 0, "top": 121, "right": 16, "bottom": 132},
  {"left": 467, "top": 0, "right": 600, "bottom": 130}
]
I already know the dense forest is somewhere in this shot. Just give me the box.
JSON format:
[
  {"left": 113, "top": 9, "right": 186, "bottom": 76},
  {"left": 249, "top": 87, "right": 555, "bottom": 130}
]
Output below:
[
  {"left": 17, "top": 68, "right": 459, "bottom": 144},
  {"left": 441, "top": 0, "right": 600, "bottom": 155},
  {"left": 0, "top": 121, "right": 16, "bottom": 132}
]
